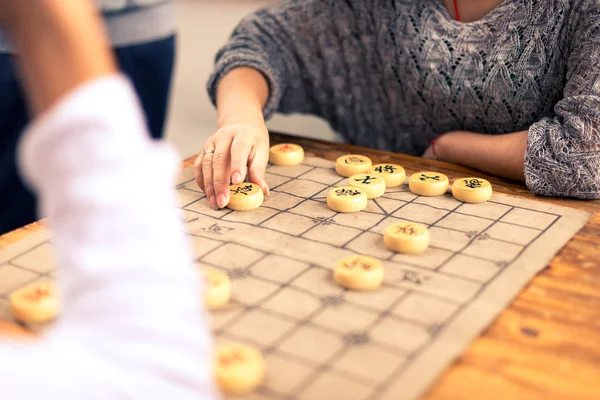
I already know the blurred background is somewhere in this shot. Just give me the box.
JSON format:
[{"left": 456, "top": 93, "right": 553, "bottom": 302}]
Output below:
[{"left": 166, "top": 0, "right": 338, "bottom": 159}]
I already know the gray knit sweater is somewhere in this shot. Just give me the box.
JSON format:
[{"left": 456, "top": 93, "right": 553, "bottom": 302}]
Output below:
[{"left": 208, "top": 0, "right": 600, "bottom": 199}]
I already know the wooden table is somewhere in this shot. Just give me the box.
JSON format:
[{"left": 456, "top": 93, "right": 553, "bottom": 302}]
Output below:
[{"left": 2, "top": 132, "right": 599, "bottom": 400}]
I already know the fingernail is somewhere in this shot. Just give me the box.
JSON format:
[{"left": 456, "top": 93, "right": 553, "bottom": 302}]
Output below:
[
  {"left": 217, "top": 194, "right": 227, "bottom": 209},
  {"left": 265, "top": 185, "right": 271, "bottom": 197},
  {"left": 232, "top": 172, "right": 242, "bottom": 184},
  {"left": 209, "top": 197, "right": 218, "bottom": 210}
]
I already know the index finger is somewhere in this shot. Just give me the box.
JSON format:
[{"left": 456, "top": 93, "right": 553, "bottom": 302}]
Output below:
[{"left": 230, "top": 136, "right": 253, "bottom": 185}]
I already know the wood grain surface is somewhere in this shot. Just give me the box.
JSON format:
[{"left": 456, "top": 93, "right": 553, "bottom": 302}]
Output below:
[{"left": 0, "top": 132, "right": 598, "bottom": 400}]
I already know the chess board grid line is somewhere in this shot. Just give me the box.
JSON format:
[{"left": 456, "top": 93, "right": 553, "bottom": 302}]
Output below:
[
  {"left": 177, "top": 182, "right": 203, "bottom": 194},
  {"left": 175, "top": 178, "right": 195, "bottom": 188},
  {"left": 217, "top": 209, "right": 235, "bottom": 220},
  {"left": 256, "top": 299, "right": 431, "bottom": 353},
  {"left": 339, "top": 223, "right": 378, "bottom": 249},
  {"left": 410, "top": 200, "right": 456, "bottom": 212},
  {"left": 432, "top": 206, "right": 517, "bottom": 273},
  {"left": 429, "top": 224, "right": 530, "bottom": 247},
  {"left": 257, "top": 166, "right": 357, "bottom": 237},
  {"left": 371, "top": 198, "right": 388, "bottom": 215},
  {"left": 370, "top": 213, "right": 564, "bottom": 400},
  {"left": 214, "top": 258, "right": 315, "bottom": 337},
  {"left": 181, "top": 197, "right": 204, "bottom": 211},
  {"left": 284, "top": 209, "right": 386, "bottom": 232},
  {"left": 384, "top": 259, "right": 490, "bottom": 285},
  {"left": 289, "top": 280, "right": 417, "bottom": 398},
  {"left": 430, "top": 199, "right": 473, "bottom": 226},
  {"left": 266, "top": 165, "right": 319, "bottom": 181},
  {"left": 5, "top": 260, "right": 48, "bottom": 279},
  {"left": 218, "top": 253, "right": 462, "bottom": 315},
  {"left": 486, "top": 199, "right": 562, "bottom": 218},
  {"left": 380, "top": 202, "right": 545, "bottom": 243},
  {"left": 189, "top": 182, "right": 508, "bottom": 289},
  {"left": 191, "top": 219, "right": 498, "bottom": 310},
  {"left": 204, "top": 256, "right": 440, "bottom": 335},
  {"left": 202, "top": 253, "right": 453, "bottom": 360},
  {"left": 220, "top": 328, "right": 390, "bottom": 391},
  {"left": 193, "top": 219, "right": 484, "bottom": 305},
  {"left": 0, "top": 241, "right": 47, "bottom": 267},
  {"left": 193, "top": 241, "right": 230, "bottom": 263},
  {"left": 205, "top": 247, "right": 426, "bottom": 398},
  {"left": 0, "top": 261, "right": 47, "bottom": 307}
]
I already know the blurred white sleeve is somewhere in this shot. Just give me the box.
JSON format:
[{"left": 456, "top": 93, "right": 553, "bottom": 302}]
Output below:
[{"left": 0, "top": 75, "right": 217, "bottom": 400}]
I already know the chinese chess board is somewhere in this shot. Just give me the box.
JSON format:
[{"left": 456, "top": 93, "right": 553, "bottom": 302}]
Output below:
[{"left": 0, "top": 156, "right": 593, "bottom": 400}]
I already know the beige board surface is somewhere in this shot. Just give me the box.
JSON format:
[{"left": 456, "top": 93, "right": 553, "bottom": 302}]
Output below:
[{"left": 0, "top": 156, "right": 593, "bottom": 400}]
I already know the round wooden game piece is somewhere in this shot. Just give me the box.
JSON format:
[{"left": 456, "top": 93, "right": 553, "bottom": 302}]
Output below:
[
  {"left": 384, "top": 222, "right": 430, "bottom": 254},
  {"left": 10, "top": 282, "right": 59, "bottom": 324},
  {"left": 269, "top": 143, "right": 304, "bottom": 166},
  {"left": 347, "top": 174, "right": 386, "bottom": 199},
  {"left": 227, "top": 183, "right": 264, "bottom": 211},
  {"left": 334, "top": 255, "right": 384, "bottom": 291},
  {"left": 452, "top": 177, "right": 493, "bottom": 203},
  {"left": 371, "top": 163, "right": 406, "bottom": 188},
  {"left": 215, "top": 343, "right": 265, "bottom": 394},
  {"left": 0, "top": 320, "right": 36, "bottom": 340},
  {"left": 408, "top": 172, "right": 449, "bottom": 197},
  {"left": 203, "top": 268, "right": 231, "bottom": 310},
  {"left": 335, "top": 154, "right": 373, "bottom": 177},
  {"left": 327, "top": 186, "right": 368, "bottom": 213}
]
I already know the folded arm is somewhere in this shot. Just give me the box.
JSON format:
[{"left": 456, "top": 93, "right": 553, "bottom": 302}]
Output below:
[{"left": 432, "top": 1, "right": 600, "bottom": 199}]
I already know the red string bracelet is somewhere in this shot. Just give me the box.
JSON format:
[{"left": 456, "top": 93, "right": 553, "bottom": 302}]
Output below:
[
  {"left": 430, "top": 135, "right": 442, "bottom": 158},
  {"left": 453, "top": 0, "right": 461, "bottom": 21}
]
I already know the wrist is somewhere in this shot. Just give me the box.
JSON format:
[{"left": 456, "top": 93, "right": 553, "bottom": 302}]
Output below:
[{"left": 217, "top": 105, "right": 265, "bottom": 129}]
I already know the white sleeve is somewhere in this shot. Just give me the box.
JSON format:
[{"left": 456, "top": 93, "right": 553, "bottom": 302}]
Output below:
[{"left": 0, "top": 75, "right": 217, "bottom": 400}]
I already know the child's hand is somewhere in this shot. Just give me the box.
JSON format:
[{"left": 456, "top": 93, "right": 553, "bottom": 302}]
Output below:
[{"left": 195, "top": 121, "right": 270, "bottom": 210}]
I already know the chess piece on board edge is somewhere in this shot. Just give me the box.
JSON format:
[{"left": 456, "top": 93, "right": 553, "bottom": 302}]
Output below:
[
  {"left": 10, "top": 282, "right": 59, "bottom": 325},
  {"left": 215, "top": 342, "right": 265, "bottom": 394},
  {"left": 269, "top": 143, "right": 304, "bottom": 166}
]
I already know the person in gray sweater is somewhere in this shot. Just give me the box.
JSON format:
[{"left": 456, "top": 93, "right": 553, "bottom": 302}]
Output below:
[
  {"left": 0, "top": 0, "right": 176, "bottom": 235},
  {"left": 196, "top": 0, "right": 600, "bottom": 211}
]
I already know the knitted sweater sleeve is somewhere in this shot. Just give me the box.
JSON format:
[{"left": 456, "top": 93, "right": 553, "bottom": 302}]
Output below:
[
  {"left": 206, "top": 0, "right": 358, "bottom": 120},
  {"left": 525, "top": 0, "right": 600, "bottom": 199}
]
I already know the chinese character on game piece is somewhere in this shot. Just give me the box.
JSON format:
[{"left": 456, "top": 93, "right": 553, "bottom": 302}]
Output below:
[
  {"left": 419, "top": 173, "right": 440, "bottom": 182},
  {"left": 396, "top": 224, "right": 417, "bottom": 236},
  {"left": 374, "top": 165, "right": 397, "bottom": 174},
  {"left": 345, "top": 156, "right": 364, "bottom": 164},
  {"left": 231, "top": 184, "right": 253, "bottom": 196},
  {"left": 335, "top": 188, "right": 362, "bottom": 196},
  {"left": 24, "top": 287, "right": 49, "bottom": 302},
  {"left": 343, "top": 259, "right": 372, "bottom": 270},
  {"left": 279, "top": 144, "right": 294, "bottom": 153},
  {"left": 219, "top": 350, "right": 245, "bottom": 367},
  {"left": 464, "top": 178, "right": 482, "bottom": 189},
  {"left": 354, "top": 175, "right": 377, "bottom": 185}
]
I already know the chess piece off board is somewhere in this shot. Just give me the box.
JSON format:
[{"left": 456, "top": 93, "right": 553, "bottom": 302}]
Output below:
[{"left": 0, "top": 156, "right": 592, "bottom": 400}]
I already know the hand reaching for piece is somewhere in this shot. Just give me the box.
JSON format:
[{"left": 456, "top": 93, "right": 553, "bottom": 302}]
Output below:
[{"left": 195, "top": 121, "right": 270, "bottom": 210}]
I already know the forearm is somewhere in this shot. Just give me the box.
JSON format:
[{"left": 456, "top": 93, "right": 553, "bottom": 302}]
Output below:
[
  {"left": 436, "top": 130, "right": 528, "bottom": 182},
  {"left": 216, "top": 67, "right": 269, "bottom": 127},
  {"left": 2, "top": 76, "right": 214, "bottom": 400},
  {"left": 5, "top": 0, "right": 116, "bottom": 115}
]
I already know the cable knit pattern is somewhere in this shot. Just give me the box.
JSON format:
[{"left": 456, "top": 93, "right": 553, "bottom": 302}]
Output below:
[{"left": 208, "top": 0, "right": 600, "bottom": 199}]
